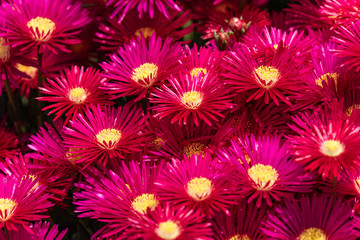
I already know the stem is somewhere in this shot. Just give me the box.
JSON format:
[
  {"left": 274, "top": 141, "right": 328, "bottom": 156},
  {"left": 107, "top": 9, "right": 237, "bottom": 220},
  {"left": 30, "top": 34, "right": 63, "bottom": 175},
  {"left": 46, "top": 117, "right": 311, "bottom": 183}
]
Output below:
[
  {"left": 37, "top": 47, "right": 44, "bottom": 127},
  {"left": 4, "top": 78, "right": 20, "bottom": 134},
  {"left": 3, "top": 227, "right": 10, "bottom": 240}
]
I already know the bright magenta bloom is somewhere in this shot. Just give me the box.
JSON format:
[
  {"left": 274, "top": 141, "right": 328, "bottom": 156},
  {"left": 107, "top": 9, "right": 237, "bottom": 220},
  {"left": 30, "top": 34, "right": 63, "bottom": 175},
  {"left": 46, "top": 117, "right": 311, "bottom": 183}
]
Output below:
[
  {"left": 0, "top": 0, "right": 91, "bottom": 53},
  {"left": 263, "top": 195, "right": 357, "bottom": 240},
  {"left": 63, "top": 104, "right": 149, "bottom": 167},
  {"left": 38, "top": 66, "right": 113, "bottom": 124},
  {"left": 151, "top": 73, "right": 233, "bottom": 126},
  {"left": 155, "top": 154, "right": 239, "bottom": 217},
  {"left": 100, "top": 34, "right": 183, "bottom": 101}
]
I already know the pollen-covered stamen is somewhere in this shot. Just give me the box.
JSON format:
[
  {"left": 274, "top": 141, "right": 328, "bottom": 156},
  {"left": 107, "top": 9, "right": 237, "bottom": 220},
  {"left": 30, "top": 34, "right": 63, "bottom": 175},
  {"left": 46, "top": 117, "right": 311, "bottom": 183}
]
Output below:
[
  {"left": 181, "top": 91, "right": 203, "bottom": 109},
  {"left": 69, "top": 87, "right": 87, "bottom": 104},
  {"left": 15, "top": 63, "right": 38, "bottom": 80},
  {"left": 66, "top": 148, "right": 83, "bottom": 163},
  {"left": 345, "top": 104, "right": 360, "bottom": 117},
  {"left": 131, "top": 193, "right": 159, "bottom": 214},
  {"left": 190, "top": 67, "right": 207, "bottom": 78},
  {"left": 152, "top": 136, "right": 165, "bottom": 150},
  {"left": 96, "top": 128, "right": 122, "bottom": 149},
  {"left": 248, "top": 164, "right": 279, "bottom": 190},
  {"left": 155, "top": 220, "right": 181, "bottom": 240},
  {"left": 254, "top": 66, "right": 280, "bottom": 89},
  {"left": 297, "top": 227, "right": 326, "bottom": 240},
  {"left": 183, "top": 142, "right": 205, "bottom": 158},
  {"left": 134, "top": 27, "right": 155, "bottom": 39},
  {"left": 187, "top": 177, "right": 212, "bottom": 201},
  {"left": 27, "top": 17, "right": 56, "bottom": 41},
  {"left": 0, "top": 198, "right": 17, "bottom": 221},
  {"left": 354, "top": 176, "right": 360, "bottom": 195},
  {"left": 131, "top": 63, "right": 159, "bottom": 87},
  {"left": 315, "top": 72, "right": 338, "bottom": 88},
  {"left": 229, "top": 234, "right": 251, "bottom": 240},
  {"left": 320, "top": 140, "right": 344, "bottom": 157},
  {"left": 0, "top": 38, "right": 10, "bottom": 63}
]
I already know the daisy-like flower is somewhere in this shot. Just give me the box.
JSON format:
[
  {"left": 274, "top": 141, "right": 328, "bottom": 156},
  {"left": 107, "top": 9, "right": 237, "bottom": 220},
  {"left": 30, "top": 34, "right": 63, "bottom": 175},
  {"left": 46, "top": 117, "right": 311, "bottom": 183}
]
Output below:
[
  {"left": 217, "top": 135, "right": 315, "bottom": 207},
  {"left": 1, "top": 221, "right": 67, "bottom": 240},
  {"left": 289, "top": 103, "right": 360, "bottom": 180},
  {"left": 127, "top": 203, "right": 213, "bottom": 240},
  {"left": 0, "top": 174, "right": 53, "bottom": 232},
  {"left": 95, "top": 8, "right": 193, "bottom": 53},
  {"left": 155, "top": 153, "right": 239, "bottom": 217},
  {"left": 332, "top": 20, "right": 360, "bottom": 71},
  {"left": 100, "top": 34, "right": 183, "bottom": 101},
  {"left": 38, "top": 65, "right": 113, "bottom": 124},
  {"left": 212, "top": 201, "right": 266, "bottom": 240},
  {"left": 263, "top": 194, "right": 357, "bottom": 240},
  {"left": 0, "top": 124, "right": 18, "bottom": 161},
  {"left": 151, "top": 73, "right": 233, "bottom": 126},
  {"left": 223, "top": 43, "right": 306, "bottom": 106},
  {"left": 63, "top": 104, "right": 149, "bottom": 167},
  {"left": 74, "top": 160, "right": 165, "bottom": 238},
  {"left": 320, "top": 0, "right": 360, "bottom": 27},
  {"left": 106, "top": 0, "right": 181, "bottom": 23},
  {"left": 0, "top": 0, "right": 91, "bottom": 53}
]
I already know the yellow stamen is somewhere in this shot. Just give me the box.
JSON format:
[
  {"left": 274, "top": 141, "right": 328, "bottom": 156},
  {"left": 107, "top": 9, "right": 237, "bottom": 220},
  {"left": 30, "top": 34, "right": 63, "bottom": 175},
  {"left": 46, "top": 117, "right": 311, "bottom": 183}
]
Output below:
[
  {"left": 181, "top": 91, "right": 203, "bottom": 109},
  {"left": 229, "top": 235, "right": 251, "bottom": 240},
  {"left": 69, "top": 87, "right": 87, "bottom": 104},
  {"left": 0, "top": 198, "right": 16, "bottom": 221},
  {"left": 134, "top": 27, "right": 155, "bottom": 39},
  {"left": 190, "top": 67, "right": 207, "bottom": 78},
  {"left": 254, "top": 66, "right": 280, "bottom": 89},
  {"left": 345, "top": 104, "right": 360, "bottom": 117},
  {"left": 131, "top": 63, "right": 158, "bottom": 87},
  {"left": 183, "top": 142, "right": 205, "bottom": 158},
  {"left": 354, "top": 176, "right": 360, "bottom": 195},
  {"left": 320, "top": 140, "right": 344, "bottom": 157},
  {"left": 248, "top": 164, "right": 278, "bottom": 190},
  {"left": 66, "top": 148, "right": 83, "bottom": 163},
  {"left": 186, "top": 177, "right": 212, "bottom": 201},
  {"left": 27, "top": 17, "right": 56, "bottom": 41},
  {"left": 297, "top": 227, "right": 327, "bottom": 240},
  {"left": 315, "top": 73, "right": 338, "bottom": 88},
  {"left": 131, "top": 193, "right": 159, "bottom": 214},
  {"left": 96, "top": 128, "right": 122, "bottom": 149},
  {"left": 0, "top": 38, "right": 10, "bottom": 63},
  {"left": 155, "top": 220, "right": 181, "bottom": 240},
  {"left": 152, "top": 136, "right": 165, "bottom": 150},
  {"left": 15, "top": 63, "right": 38, "bottom": 80}
]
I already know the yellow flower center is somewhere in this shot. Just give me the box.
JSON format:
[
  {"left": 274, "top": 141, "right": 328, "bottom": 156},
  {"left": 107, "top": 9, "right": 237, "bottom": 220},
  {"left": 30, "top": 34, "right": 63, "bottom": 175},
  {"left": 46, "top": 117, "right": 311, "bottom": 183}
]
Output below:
[
  {"left": 27, "top": 17, "right": 56, "bottom": 41},
  {"left": 186, "top": 177, "right": 212, "bottom": 201},
  {"left": 0, "top": 38, "right": 10, "bottom": 63},
  {"left": 15, "top": 63, "right": 38, "bottom": 80},
  {"left": 134, "top": 27, "right": 155, "bottom": 39},
  {"left": 354, "top": 176, "right": 360, "bottom": 195},
  {"left": 254, "top": 66, "right": 280, "bottom": 89},
  {"left": 152, "top": 136, "right": 165, "bottom": 150},
  {"left": 320, "top": 140, "right": 344, "bottom": 157},
  {"left": 229, "top": 235, "right": 251, "bottom": 240},
  {"left": 345, "top": 104, "right": 360, "bottom": 117},
  {"left": 131, "top": 63, "right": 159, "bottom": 87},
  {"left": 66, "top": 148, "right": 83, "bottom": 163},
  {"left": 96, "top": 128, "right": 122, "bottom": 149},
  {"left": 315, "top": 73, "right": 338, "bottom": 88},
  {"left": 0, "top": 198, "right": 16, "bottom": 221},
  {"left": 248, "top": 164, "right": 279, "bottom": 190},
  {"left": 297, "top": 227, "right": 327, "bottom": 240},
  {"left": 131, "top": 193, "right": 159, "bottom": 214},
  {"left": 183, "top": 142, "right": 205, "bottom": 158},
  {"left": 69, "top": 87, "right": 87, "bottom": 104},
  {"left": 181, "top": 91, "right": 203, "bottom": 109},
  {"left": 155, "top": 220, "right": 181, "bottom": 240},
  {"left": 190, "top": 67, "right": 207, "bottom": 78}
]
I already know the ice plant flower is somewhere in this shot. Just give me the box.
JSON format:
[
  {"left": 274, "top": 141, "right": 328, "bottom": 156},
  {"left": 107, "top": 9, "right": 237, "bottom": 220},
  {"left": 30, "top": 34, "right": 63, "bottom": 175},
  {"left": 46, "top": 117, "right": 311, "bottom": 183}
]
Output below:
[
  {"left": 95, "top": 8, "right": 193, "bottom": 52},
  {"left": 0, "top": 175, "right": 53, "bottom": 232},
  {"left": 0, "top": 124, "right": 18, "bottom": 161},
  {"left": 218, "top": 135, "right": 315, "bottom": 207},
  {"left": 320, "top": 0, "right": 360, "bottom": 27},
  {"left": 0, "top": 0, "right": 91, "bottom": 53},
  {"left": 127, "top": 203, "right": 213, "bottom": 240},
  {"left": 151, "top": 73, "right": 233, "bottom": 126},
  {"left": 263, "top": 195, "right": 357, "bottom": 240},
  {"left": 289, "top": 104, "right": 360, "bottom": 180},
  {"left": 212, "top": 201, "right": 266, "bottom": 240},
  {"left": 100, "top": 34, "right": 183, "bottom": 101},
  {"left": 63, "top": 104, "right": 149, "bottom": 167},
  {"left": 0, "top": 221, "right": 67, "bottom": 240},
  {"left": 223, "top": 43, "right": 306, "bottom": 106},
  {"left": 106, "top": 0, "right": 181, "bottom": 23},
  {"left": 38, "top": 65, "right": 113, "bottom": 124},
  {"left": 155, "top": 153, "right": 239, "bottom": 217},
  {"left": 74, "top": 160, "right": 165, "bottom": 238}
]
